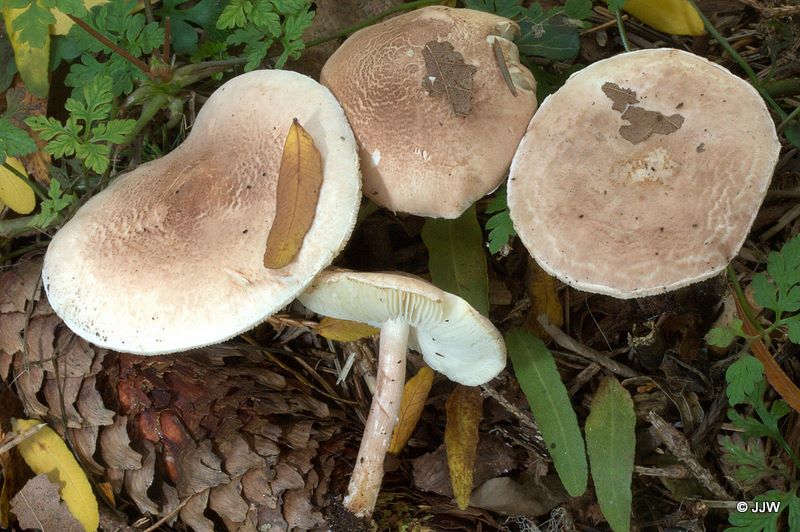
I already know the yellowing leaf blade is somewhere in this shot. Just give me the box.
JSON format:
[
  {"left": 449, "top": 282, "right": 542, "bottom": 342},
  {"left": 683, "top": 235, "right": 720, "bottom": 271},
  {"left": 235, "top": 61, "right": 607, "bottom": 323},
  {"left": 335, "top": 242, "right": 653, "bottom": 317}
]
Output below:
[
  {"left": 623, "top": 0, "right": 704, "bottom": 36},
  {"left": 316, "top": 317, "right": 379, "bottom": 342},
  {"left": 2, "top": 6, "right": 50, "bottom": 97},
  {"left": 389, "top": 366, "right": 434, "bottom": 454},
  {"left": 445, "top": 385, "right": 482, "bottom": 510},
  {"left": 264, "top": 118, "right": 323, "bottom": 269},
  {"left": 524, "top": 258, "right": 563, "bottom": 340},
  {"left": 0, "top": 157, "right": 35, "bottom": 214},
  {"left": 11, "top": 419, "right": 99, "bottom": 532}
]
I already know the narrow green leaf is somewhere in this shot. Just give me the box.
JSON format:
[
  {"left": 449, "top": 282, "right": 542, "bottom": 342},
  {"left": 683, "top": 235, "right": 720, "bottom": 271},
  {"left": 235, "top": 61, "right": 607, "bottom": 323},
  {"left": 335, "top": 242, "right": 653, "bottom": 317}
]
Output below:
[
  {"left": 506, "top": 328, "right": 587, "bottom": 496},
  {"left": 422, "top": 205, "right": 490, "bottom": 316},
  {"left": 586, "top": 377, "right": 635, "bottom": 532}
]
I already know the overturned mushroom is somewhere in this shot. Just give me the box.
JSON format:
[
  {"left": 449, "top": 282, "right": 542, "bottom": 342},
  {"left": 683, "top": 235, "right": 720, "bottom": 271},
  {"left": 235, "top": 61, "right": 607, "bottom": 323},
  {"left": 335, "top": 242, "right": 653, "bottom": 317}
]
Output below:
[
  {"left": 42, "top": 70, "right": 361, "bottom": 353},
  {"left": 321, "top": 6, "right": 537, "bottom": 219},
  {"left": 508, "top": 48, "right": 780, "bottom": 298},
  {"left": 298, "top": 270, "right": 506, "bottom": 517}
]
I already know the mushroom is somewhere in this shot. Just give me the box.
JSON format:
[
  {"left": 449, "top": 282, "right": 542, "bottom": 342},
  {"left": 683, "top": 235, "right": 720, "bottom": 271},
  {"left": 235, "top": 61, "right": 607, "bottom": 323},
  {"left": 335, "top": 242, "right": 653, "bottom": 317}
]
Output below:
[
  {"left": 297, "top": 270, "right": 506, "bottom": 516},
  {"left": 320, "top": 6, "right": 537, "bottom": 219},
  {"left": 42, "top": 70, "right": 361, "bottom": 353},
  {"left": 508, "top": 48, "right": 780, "bottom": 298}
]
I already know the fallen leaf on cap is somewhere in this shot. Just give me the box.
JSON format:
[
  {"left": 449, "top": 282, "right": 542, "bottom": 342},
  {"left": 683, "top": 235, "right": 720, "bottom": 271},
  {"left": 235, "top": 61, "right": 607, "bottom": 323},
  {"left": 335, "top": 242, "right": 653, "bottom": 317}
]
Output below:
[
  {"left": 585, "top": 377, "right": 635, "bottom": 532},
  {"left": 621, "top": 0, "right": 704, "bottom": 36},
  {"left": 10, "top": 474, "right": 83, "bottom": 532},
  {"left": 445, "top": 385, "right": 482, "bottom": 510},
  {"left": 263, "top": 118, "right": 323, "bottom": 269},
  {"left": 421, "top": 40, "right": 477, "bottom": 117},
  {"left": 11, "top": 418, "right": 99, "bottom": 532},
  {"left": 316, "top": 317, "right": 378, "bottom": 342},
  {"left": 389, "top": 366, "right": 434, "bottom": 455},
  {"left": 0, "top": 157, "right": 35, "bottom": 214},
  {"left": 602, "top": 82, "right": 684, "bottom": 144}
]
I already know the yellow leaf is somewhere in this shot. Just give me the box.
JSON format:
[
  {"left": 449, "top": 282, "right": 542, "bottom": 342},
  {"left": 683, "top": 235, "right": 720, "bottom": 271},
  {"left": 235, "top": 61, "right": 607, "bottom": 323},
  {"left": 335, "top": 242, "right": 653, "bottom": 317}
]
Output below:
[
  {"left": 623, "top": 0, "right": 704, "bottom": 36},
  {"left": 11, "top": 419, "right": 99, "bottom": 532},
  {"left": 0, "top": 157, "right": 36, "bottom": 214},
  {"left": 524, "top": 258, "right": 563, "bottom": 341},
  {"left": 2, "top": 3, "right": 50, "bottom": 97},
  {"left": 316, "top": 317, "right": 379, "bottom": 342},
  {"left": 50, "top": 0, "right": 109, "bottom": 35},
  {"left": 445, "top": 385, "right": 482, "bottom": 510},
  {"left": 263, "top": 118, "right": 324, "bottom": 269},
  {"left": 388, "top": 366, "right": 434, "bottom": 454}
]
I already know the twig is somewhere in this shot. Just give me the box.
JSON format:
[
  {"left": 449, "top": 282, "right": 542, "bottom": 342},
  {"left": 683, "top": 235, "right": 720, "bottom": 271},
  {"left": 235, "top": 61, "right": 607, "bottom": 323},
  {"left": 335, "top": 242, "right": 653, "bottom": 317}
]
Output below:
[
  {"left": 142, "top": 489, "right": 205, "bottom": 532},
  {"left": 538, "top": 314, "right": 639, "bottom": 378},
  {"left": 480, "top": 383, "right": 548, "bottom": 453},
  {"left": 647, "top": 411, "right": 732, "bottom": 500},
  {"left": 0, "top": 422, "right": 46, "bottom": 454},
  {"left": 67, "top": 15, "right": 154, "bottom": 79},
  {"left": 634, "top": 464, "right": 690, "bottom": 479}
]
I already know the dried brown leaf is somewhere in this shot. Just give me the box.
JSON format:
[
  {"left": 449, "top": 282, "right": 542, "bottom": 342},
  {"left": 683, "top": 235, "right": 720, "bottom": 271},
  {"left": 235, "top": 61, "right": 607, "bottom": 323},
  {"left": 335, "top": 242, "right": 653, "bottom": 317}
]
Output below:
[
  {"left": 421, "top": 40, "right": 478, "bottom": 117},
  {"left": 389, "top": 366, "right": 434, "bottom": 454},
  {"left": 99, "top": 416, "right": 141, "bottom": 471},
  {"left": 180, "top": 490, "right": 214, "bottom": 532},
  {"left": 10, "top": 474, "right": 83, "bottom": 532},
  {"left": 0, "top": 258, "right": 41, "bottom": 314},
  {"left": 445, "top": 385, "right": 483, "bottom": 509},
  {"left": 209, "top": 478, "right": 249, "bottom": 524},
  {"left": 124, "top": 441, "right": 158, "bottom": 515},
  {"left": 602, "top": 82, "right": 684, "bottom": 144},
  {"left": 263, "top": 119, "right": 323, "bottom": 269}
]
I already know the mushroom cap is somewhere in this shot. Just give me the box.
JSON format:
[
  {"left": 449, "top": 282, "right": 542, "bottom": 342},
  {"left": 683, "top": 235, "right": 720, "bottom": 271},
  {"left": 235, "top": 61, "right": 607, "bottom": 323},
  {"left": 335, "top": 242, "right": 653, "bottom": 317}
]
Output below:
[
  {"left": 43, "top": 70, "right": 361, "bottom": 354},
  {"left": 320, "top": 6, "right": 537, "bottom": 219},
  {"left": 298, "top": 271, "right": 506, "bottom": 386},
  {"left": 508, "top": 48, "right": 780, "bottom": 299}
]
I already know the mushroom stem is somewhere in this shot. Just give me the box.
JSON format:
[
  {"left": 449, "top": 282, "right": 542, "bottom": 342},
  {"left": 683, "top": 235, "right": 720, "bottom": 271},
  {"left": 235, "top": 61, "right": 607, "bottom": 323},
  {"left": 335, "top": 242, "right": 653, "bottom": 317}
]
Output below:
[{"left": 344, "top": 317, "right": 409, "bottom": 517}]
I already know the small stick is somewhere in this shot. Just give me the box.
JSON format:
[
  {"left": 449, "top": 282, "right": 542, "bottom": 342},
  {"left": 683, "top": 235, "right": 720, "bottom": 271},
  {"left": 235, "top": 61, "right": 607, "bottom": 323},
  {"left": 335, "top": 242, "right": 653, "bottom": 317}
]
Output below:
[
  {"left": 481, "top": 383, "right": 548, "bottom": 458},
  {"left": 647, "top": 411, "right": 732, "bottom": 500},
  {"left": 538, "top": 314, "right": 639, "bottom": 378},
  {"left": 634, "top": 464, "right": 690, "bottom": 479},
  {"left": 67, "top": 15, "right": 154, "bottom": 78},
  {"left": 0, "top": 423, "right": 46, "bottom": 454}
]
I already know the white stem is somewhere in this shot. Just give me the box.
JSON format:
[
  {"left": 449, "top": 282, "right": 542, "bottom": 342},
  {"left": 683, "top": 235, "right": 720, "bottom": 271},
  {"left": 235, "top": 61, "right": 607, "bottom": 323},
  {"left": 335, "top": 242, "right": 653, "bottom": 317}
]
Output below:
[{"left": 343, "top": 318, "right": 409, "bottom": 517}]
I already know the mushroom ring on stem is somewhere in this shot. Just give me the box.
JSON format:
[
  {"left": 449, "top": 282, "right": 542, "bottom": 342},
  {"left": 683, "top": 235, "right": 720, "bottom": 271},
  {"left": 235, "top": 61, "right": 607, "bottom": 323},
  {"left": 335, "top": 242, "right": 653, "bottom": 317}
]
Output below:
[
  {"left": 298, "top": 270, "right": 506, "bottom": 517},
  {"left": 508, "top": 48, "right": 780, "bottom": 299},
  {"left": 43, "top": 70, "right": 361, "bottom": 354}
]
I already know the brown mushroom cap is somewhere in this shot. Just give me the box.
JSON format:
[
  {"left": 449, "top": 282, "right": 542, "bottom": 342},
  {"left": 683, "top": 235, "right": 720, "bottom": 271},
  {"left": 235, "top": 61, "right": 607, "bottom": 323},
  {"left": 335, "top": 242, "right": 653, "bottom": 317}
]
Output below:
[
  {"left": 43, "top": 70, "right": 361, "bottom": 353},
  {"left": 321, "top": 6, "right": 537, "bottom": 219},
  {"left": 508, "top": 48, "right": 780, "bottom": 298}
]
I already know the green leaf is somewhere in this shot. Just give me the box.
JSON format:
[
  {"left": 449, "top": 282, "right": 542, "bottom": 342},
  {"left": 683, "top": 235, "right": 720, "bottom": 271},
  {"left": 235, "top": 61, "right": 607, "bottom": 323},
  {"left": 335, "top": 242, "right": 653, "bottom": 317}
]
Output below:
[
  {"left": 726, "top": 355, "right": 765, "bottom": 406},
  {"left": 719, "top": 435, "right": 772, "bottom": 488},
  {"left": 0, "top": 29, "right": 18, "bottom": 94},
  {"left": 786, "top": 317, "right": 800, "bottom": 344},
  {"left": 463, "top": 0, "right": 525, "bottom": 18},
  {"left": 727, "top": 490, "right": 787, "bottom": 531},
  {"left": 217, "top": 0, "right": 252, "bottom": 29},
  {"left": 517, "top": 14, "right": 580, "bottom": 60},
  {"left": 565, "top": 0, "right": 593, "bottom": 20},
  {"left": 30, "top": 177, "right": 76, "bottom": 228},
  {"left": 786, "top": 122, "right": 800, "bottom": 149},
  {"left": 607, "top": 0, "right": 627, "bottom": 12},
  {"left": 585, "top": 377, "right": 634, "bottom": 532},
  {"left": 706, "top": 319, "right": 745, "bottom": 348},
  {"left": 6, "top": 0, "right": 55, "bottom": 49},
  {"left": 422, "top": 205, "right": 490, "bottom": 316},
  {"left": 156, "top": 0, "right": 222, "bottom": 55},
  {"left": 485, "top": 185, "right": 517, "bottom": 255},
  {"left": 0, "top": 117, "right": 36, "bottom": 164},
  {"left": 506, "top": 328, "right": 587, "bottom": 496}
]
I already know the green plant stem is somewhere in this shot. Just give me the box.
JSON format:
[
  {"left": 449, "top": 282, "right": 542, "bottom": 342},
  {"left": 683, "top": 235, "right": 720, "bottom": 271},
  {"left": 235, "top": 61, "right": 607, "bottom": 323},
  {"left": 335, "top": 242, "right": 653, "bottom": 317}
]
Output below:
[
  {"left": 614, "top": 9, "right": 631, "bottom": 52},
  {"left": 777, "top": 104, "right": 800, "bottom": 133},
  {"left": 119, "top": 93, "right": 171, "bottom": 148},
  {"left": 0, "top": 240, "right": 48, "bottom": 263},
  {"left": 67, "top": 14, "right": 155, "bottom": 79},
  {"left": 763, "top": 78, "right": 800, "bottom": 98},
  {"left": 0, "top": 216, "right": 37, "bottom": 239},
  {"left": 685, "top": 0, "right": 787, "bottom": 121},
  {"left": 727, "top": 264, "right": 765, "bottom": 337},
  {"left": 305, "top": 0, "right": 446, "bottom": 48},
  {"left": 173, "top": 58, "right": 248, "bottom": 86},
  {"left": 2, "top": 162, "right": 47, "bottom": 201}
]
